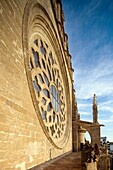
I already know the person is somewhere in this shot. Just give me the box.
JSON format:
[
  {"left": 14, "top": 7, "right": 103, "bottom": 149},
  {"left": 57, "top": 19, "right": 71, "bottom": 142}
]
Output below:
[
  {"left": 94, "top": 143, "right": 100, "bottom": 162},
  {"left": 83, "top": 143, "right": 94, "bottom": 163}
]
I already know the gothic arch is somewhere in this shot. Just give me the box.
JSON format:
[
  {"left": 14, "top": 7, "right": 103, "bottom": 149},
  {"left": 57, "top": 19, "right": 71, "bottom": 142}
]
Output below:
[{"left": 77, "top": 120, "right": 101, "bottom": 147}]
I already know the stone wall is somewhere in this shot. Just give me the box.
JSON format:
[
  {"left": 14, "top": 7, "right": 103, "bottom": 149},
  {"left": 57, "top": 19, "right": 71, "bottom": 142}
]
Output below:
[{"left": 0, "top": 0, "right": 73, "bottom": 169}]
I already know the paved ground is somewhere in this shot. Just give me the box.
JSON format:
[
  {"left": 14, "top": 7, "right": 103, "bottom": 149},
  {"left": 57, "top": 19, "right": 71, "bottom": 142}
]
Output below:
[
  {"left": 30, "top": 152, "right": 82, "bottom": 170},
  {"left": 44, "top": 152, "right": 81, "bottom": 170}
]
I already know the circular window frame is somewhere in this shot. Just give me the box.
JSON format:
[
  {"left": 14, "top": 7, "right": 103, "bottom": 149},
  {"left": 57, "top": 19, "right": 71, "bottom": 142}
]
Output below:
[{"left": 22, "top": 1, "right": 71, "bottom": 149}]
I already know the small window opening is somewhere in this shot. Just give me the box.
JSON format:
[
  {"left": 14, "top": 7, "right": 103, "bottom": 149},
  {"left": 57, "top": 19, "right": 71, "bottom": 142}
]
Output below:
[{"left": 34, "top": 39, "right": 38, "bottom": 46}]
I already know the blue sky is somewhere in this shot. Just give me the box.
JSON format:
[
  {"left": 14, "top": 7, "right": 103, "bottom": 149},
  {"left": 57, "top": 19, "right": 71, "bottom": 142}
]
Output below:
[{"left": 62, "top": 0, "right": 113, "bottom": 142}]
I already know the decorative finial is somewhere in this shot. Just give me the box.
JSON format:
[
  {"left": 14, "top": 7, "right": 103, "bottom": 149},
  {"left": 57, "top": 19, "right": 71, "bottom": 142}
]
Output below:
[{"left": 93, "top": 94, "right": 97, "bottom": 105}]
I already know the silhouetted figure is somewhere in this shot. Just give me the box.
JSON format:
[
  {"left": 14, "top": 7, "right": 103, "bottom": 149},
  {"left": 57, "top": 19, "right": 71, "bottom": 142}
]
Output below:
[
  {"left": 94, "top": 143, "right": 100, "bottom": 162},
  {"left": 83, "top": 143, "right": 94, "bottom": 163}
]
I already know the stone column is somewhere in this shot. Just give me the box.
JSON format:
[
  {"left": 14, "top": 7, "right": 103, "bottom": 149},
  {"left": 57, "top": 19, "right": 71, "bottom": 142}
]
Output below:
[{"left": 78, "top": 126, "right": 86, "bottom": 150}]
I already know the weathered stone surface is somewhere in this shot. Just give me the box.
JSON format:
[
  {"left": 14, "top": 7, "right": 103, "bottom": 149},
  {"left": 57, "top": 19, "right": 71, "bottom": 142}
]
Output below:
[{"left": 0, "top": 0, "right": 73, "bottom": 169}]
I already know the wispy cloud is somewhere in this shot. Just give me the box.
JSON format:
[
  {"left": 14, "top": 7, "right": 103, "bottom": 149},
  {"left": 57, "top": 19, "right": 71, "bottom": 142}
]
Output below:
[
  {"left": 78, "top": 103, "right": 92, "bottom": 108},
  {"left": 99, "top": 118, "right": 113, "bottom": 123},
  {"left": 63, "top": 0, "right": 113, "bottom": 141},
  {"left": 74, "top": 53, "right": 113, "bottom": 99},
  {"left": 99, "top": 106, "right": 113, "bottom": 113},
  {"left": 99, "top": 99, "right": 113, "bottom": 113},
  {"left": 79, "top": 112, "right": 91, "bottom": 116},
  {"left": 86, "top": 0, "right": 101, "bottom": 15}
]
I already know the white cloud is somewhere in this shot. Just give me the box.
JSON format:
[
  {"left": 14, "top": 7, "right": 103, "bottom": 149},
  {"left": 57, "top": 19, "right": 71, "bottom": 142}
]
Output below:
[
  {"left": 80, "top": 111, "right": 91, "bottom": 116},
  {"left": 99, "top": 99, "right": 113, "bottom": 106},
  {"left": 78, "top": 103, "right": 92, "bottom": 109},
  {"left": 99, "top": 106, "right": 113, "bottom": 113},
  {"left": 63, "top": 0, "right": 113, "bottom": 141},
  {"left": 99, "top": 115, "right": 113, "bottom": 124},
  {"left": 80, "top": 117, "right": 92, "bottom": 122},
  {"left": 99, "top": 119, "right": 113, "bottom": 123},
  {"left": 74, "top": 55, "right": 113, "bottom": 99}
]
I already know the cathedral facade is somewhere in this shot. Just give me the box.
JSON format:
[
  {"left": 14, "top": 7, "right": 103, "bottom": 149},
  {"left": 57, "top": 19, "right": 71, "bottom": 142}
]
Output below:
[{"left": 0, "top": 0, "right": 75, "bottom": 169}]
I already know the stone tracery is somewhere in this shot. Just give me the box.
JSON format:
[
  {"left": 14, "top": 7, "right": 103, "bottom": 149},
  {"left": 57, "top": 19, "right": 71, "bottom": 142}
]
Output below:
[{"left": 30, "top": 35, "right": 67, "bottom": 140}]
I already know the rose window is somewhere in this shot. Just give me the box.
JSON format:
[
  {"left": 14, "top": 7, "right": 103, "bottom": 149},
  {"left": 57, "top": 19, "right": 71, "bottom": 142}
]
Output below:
[{"left": 29, "top": 35, "right": 67, "bottom": 140}]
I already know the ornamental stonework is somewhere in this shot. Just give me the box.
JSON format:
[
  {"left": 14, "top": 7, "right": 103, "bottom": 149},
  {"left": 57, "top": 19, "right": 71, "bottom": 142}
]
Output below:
[{"left": 29, "top": 34, "right": 67, "bottom": 145}]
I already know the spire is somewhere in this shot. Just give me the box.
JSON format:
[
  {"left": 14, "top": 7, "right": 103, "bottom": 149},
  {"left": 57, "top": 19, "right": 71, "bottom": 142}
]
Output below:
[
  {"left": 93, "top": 94, "right": 97, "bottom": 105},
  {"left": 93, "top": 94, "right": 98, "bottom": 123}
]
